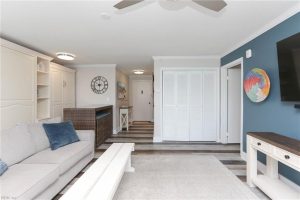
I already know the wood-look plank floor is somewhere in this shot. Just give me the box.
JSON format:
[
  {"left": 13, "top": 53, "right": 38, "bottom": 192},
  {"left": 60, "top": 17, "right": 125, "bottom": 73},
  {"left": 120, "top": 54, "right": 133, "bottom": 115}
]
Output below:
[{"left": 53, "top": 121, "right": 269, "bottom": 200}]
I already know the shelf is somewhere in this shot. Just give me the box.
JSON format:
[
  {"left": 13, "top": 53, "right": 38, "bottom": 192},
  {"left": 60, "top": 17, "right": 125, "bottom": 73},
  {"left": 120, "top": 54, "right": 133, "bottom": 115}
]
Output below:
[
  {"left": 37, "top": 116, "right": 50, "bottom": 120},
  {"left": 37, "top": 97, "right": 49, "bottom": 100},
  {"left": 37, "top": 70, "right": 49, "bottom": 74},
  {"left": 37, "top": 84, "right": 49, "bottom": 86},
  {"left": 253, "top": 175, "right": 299, "bottom": 200}
]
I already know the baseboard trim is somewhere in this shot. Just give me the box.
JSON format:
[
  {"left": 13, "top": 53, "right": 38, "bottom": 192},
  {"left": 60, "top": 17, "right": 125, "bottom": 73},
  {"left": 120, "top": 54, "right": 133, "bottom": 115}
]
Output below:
[
  {"left": 241, "top": 151, "right": 246, "bottom": 161},
  {"left": 153, "top": 137, "right": 162, "bottom": 143}
]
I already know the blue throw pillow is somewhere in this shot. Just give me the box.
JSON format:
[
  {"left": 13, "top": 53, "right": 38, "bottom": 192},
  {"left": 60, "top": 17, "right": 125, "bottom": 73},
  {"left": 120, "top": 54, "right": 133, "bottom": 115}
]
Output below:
[
  {"left": 43, "top": 121, "right": 79, "bottom": 150},
  {"left": 0, "top": 159, "right": 8, "bottom": 176}
]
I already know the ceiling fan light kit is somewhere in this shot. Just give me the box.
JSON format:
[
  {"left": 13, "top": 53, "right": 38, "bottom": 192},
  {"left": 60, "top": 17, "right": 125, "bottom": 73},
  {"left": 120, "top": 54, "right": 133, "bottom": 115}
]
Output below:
[{"left": 113, "top": 0, "right": 227, "bottom": 12}]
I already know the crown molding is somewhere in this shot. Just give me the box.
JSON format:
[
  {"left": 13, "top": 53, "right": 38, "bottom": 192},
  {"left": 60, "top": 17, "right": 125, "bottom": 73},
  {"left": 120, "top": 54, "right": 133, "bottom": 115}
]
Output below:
[
  {"left": 152, "top": 55, "right": 220, "bottom": 60},
  {"left": 221, "top": 3, "right": 300, "bottom": 58},
  {"left": 71, "top": 64, "right": 117, "bottom": 68}
]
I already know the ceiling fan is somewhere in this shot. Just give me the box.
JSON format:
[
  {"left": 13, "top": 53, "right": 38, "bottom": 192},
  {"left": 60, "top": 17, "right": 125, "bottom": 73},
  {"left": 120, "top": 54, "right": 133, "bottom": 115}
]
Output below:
[{"left": 113, "top": 0, "right": 227, "bottom": 12}]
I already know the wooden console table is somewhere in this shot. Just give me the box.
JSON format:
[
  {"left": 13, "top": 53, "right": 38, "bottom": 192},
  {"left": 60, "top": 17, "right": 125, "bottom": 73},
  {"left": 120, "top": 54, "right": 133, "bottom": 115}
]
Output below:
[
  {"left": 247, "top": 132, "right": 300, "bottom": 199},
  {"left": 64, "top": 105, "right": 113, "bottom": 148}
]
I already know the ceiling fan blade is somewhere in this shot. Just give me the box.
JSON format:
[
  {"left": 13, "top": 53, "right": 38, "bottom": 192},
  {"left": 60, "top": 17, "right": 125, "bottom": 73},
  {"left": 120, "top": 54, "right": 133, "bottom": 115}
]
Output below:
[
  {"left": 192, "top": 0, "right": 227, "bottom": 12},
  {"left": 114, "top": 0, "right": 144, "bottom": 9}
]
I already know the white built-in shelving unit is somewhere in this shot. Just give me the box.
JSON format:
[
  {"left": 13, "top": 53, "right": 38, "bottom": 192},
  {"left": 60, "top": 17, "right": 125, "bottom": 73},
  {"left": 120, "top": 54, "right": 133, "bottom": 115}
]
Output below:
[{"left": 37, "top": 57, "right": 51, "bottom": 120}]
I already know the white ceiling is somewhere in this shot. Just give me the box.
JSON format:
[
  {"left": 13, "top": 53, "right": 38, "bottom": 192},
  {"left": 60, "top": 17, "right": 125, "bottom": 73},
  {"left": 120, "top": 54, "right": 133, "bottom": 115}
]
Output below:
[{"left": 1, "top": 0, "right": 299, "bottom": 75}]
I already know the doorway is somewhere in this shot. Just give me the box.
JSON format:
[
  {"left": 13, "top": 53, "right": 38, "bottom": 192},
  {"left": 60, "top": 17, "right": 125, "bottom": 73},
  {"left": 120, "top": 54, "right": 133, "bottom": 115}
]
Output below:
[
  {"left": 227, "top": 65, "right": 241, "bottom": 143},
  {"left": 221, "top": 58, "right": 244, "bottom": 159},
  {"left": 131, "top": 79, "right": 153, "bottom": 121}
]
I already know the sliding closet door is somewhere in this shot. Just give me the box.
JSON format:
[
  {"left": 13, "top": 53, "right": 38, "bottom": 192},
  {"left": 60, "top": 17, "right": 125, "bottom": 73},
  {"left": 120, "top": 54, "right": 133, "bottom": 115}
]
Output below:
[
  {"left": 162, "top": 72, "right": 177, "bottom": 140},
  {"left": 175, "top": 72, "right": 189, "bottom": 141},
  {"left": 189, "top": 72, "right": 203, "bottom": 141},
  {"left": 202, "top": 70, "right": 218, "bottom": 141},
  {"left": 162, "top": 71, "right": 189, "bottom": 141},
  {"left": 162, "top": 69, "right": 218, "bottom": 142}
]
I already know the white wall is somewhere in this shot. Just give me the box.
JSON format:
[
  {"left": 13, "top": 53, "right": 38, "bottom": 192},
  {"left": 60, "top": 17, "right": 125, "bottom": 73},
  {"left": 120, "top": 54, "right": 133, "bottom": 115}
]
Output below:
[
  {"left": 153, "top": 56, "right": 220, "bottom": 142},
  {"left": 75, "top": 64, "right": 117, "bottom": 133},
  {"left": 116, "top": 69, "right": 129, "bottom": 131}
]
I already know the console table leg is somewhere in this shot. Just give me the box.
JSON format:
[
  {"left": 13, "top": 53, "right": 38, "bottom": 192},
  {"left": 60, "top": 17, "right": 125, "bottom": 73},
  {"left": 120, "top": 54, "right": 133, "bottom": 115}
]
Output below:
[
  {"left": 266, "top": 156, "right": 278, "bottom": 179},
  {"left": 247, "top": 135, "right": 257, "bottom": 187}
]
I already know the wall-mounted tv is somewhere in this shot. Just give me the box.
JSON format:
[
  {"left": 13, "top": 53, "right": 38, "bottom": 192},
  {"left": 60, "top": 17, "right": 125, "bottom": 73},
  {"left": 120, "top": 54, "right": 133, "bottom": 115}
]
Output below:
[{"left": 277, "top": 32, "right": 300, "bottom": 102}]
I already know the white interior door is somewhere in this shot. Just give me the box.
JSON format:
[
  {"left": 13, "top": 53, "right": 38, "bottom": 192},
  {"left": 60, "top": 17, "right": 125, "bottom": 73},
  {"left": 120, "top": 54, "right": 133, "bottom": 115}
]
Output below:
[
  {"left": 202, "top": 70, "right": 218, "bottom": 141},
  {"left": 131, "top": 80, "right": 153, "bottom": 121},
  {"left": 162, "top": 71, "right": 189, "bottom": 141},
  {"left": 227, "top": 67, "right": 241, "bottom": 143},
  {"left": 162, "top": 72, "right": 177, "bottom": 140},
  {"left": 174, "top": 72, "right": 189, "bottom": 141},
  {"left": 189, "top": 71, "right": 203, "bottom": 141}
]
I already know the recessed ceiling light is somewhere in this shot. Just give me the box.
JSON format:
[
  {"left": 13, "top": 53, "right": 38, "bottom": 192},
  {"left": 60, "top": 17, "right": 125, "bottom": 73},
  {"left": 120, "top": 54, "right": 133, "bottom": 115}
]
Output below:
[
  {"left": 101, "top": 12, "right": 111, "bottom": 20},
  {"left": 56, "top": 52, "right": 76, "bottom": 61},
  {"left": 133, "top": 70, "right": 144, "bottom": 75}
]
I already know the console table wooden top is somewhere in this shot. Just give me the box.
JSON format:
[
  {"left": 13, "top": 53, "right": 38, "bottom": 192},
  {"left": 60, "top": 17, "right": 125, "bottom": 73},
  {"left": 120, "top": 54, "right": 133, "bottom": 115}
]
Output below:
[{"left": 247, "top": 132, "right": 300, "bottom": 156}]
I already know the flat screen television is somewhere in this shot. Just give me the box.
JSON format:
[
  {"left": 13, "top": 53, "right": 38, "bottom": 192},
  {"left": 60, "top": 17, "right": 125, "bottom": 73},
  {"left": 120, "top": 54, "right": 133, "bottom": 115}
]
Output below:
[{"left": 277, "top": 32, "right": 300, "bottom": 102}]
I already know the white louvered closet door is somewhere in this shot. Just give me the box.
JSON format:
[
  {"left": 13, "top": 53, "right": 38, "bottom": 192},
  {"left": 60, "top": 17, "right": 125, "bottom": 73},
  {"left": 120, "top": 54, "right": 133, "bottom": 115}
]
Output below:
[
  {"left": 189, "top": 71, "right": 203, "bottom": 141},
  {"left": 162, "top": 71, "right": 189, "bottom": 141},
  {"left": 175, "top": 72, "right": 189, "bottom": 141},
  {"left": 202, "top": 70, "right": 218, "bottom": 141},
  {"left": 162, "top": 69, "right": 218, "bottom": 142}
]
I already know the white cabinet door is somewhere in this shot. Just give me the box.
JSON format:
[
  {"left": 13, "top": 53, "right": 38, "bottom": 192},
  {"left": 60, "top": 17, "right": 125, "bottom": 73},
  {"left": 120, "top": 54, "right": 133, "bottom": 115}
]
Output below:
[
  {"left": 162, "top": 71, "right": 189, "bottom": 141},
  {"left": 1, "top": 46, "right": 36, "bottom": 130},
  {"left": 63, "top": 71, "right": 75, "bottom": 108},
  {"left": 202, "top": 70, "right": 218, "bottom": 141},
  {"left": 189, "top": 71, "right": 203, "bottom": 141},
  {"left": 50, "top": 67, "right": 63, "bottom": 118}
]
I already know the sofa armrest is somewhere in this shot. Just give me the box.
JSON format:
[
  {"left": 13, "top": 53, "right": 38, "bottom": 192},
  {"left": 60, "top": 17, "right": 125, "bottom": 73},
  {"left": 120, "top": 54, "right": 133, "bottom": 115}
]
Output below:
[{"left": 76, "top": 130, "right": 95, "bottom": 145}]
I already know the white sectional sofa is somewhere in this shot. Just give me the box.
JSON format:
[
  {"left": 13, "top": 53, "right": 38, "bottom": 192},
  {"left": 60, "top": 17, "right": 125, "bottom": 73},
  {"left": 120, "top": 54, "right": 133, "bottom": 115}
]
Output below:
[{"left": 0, "top": 119, "right": 95, "bottom": 200}]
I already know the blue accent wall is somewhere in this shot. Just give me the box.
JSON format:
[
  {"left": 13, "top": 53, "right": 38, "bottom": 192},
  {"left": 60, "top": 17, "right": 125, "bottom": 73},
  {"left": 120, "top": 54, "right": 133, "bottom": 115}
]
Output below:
[{"left": 221, "top": 13, "right": 300, "bottom": 185}]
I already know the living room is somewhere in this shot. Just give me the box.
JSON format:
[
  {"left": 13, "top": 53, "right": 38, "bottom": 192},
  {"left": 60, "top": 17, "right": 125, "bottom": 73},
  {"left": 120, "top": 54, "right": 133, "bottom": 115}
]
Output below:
[{"left": 0, "top": 1, "right": 300, "bottom": 200}]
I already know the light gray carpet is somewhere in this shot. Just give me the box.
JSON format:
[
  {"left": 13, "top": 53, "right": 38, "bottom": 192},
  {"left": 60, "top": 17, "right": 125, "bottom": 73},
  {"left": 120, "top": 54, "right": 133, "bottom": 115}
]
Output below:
[{"left": 113, "top": 155, "right": 259, "bottom": 200}]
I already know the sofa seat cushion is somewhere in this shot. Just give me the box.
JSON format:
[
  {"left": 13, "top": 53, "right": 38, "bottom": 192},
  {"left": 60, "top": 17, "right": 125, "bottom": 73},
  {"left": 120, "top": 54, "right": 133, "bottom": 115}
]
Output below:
[
  {"left": 0, "top": 163, "right": 59, "bottom": 200},
  {"left": 22, "top": 141, "right": 92, "bottom": 175}
]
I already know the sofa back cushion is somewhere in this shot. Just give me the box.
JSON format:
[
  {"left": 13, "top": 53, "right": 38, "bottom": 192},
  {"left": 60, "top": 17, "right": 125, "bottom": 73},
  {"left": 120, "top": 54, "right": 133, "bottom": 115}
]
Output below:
[
  {"left": 1, "top": 124, "right": 36, "bottom": 166},
  {"left": 0, "top": 159, "right": 8, "bottom": 176},
  {"left": 27, "top": 123, "right": 50, "bottom": 153},
  {"left": 28, "top": 117, "right": 62, "bottom": 152},
  {"left": 42, "top": 121, "right": 79, "bottom": 150}
]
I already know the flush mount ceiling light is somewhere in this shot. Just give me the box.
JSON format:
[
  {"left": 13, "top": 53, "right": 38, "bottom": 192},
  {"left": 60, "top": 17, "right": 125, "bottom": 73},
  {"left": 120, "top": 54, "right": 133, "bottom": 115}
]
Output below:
[
  {"left": 56, "top": 52, "right": 76, "bottom": 61},
  {"left": 133, "top": 70, "right": 144, "bottom": 75}
]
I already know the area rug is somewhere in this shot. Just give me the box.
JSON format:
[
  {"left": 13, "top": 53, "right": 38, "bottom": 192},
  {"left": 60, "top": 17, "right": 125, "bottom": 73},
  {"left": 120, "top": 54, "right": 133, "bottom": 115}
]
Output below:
[{"left": 113, "top": 155, "right": 259, "bottom": 200}]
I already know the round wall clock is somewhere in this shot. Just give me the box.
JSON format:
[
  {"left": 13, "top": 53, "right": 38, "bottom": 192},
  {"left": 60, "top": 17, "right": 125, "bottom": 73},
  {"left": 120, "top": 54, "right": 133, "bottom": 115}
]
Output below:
[{"left": 91, "top": 76, "right": 108, "bottom": 94}]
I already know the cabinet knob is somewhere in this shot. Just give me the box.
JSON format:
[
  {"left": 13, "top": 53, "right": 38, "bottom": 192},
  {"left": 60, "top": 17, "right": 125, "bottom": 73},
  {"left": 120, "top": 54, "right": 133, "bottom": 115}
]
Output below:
[
  {"left": 257, "top": 142, "right": 261, "bottom": 146},
  {"left": 284, "top": 155, "right": 290, "bottom": 159}
]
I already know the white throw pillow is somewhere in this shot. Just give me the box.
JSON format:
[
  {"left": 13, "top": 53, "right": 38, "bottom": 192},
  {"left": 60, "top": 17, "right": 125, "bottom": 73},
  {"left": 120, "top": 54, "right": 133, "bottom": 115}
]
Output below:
[{"left": 1, "top": 124, "right": 36, "bottom": 166}]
